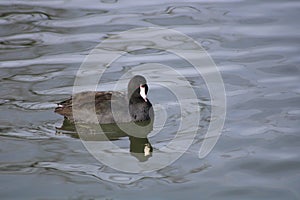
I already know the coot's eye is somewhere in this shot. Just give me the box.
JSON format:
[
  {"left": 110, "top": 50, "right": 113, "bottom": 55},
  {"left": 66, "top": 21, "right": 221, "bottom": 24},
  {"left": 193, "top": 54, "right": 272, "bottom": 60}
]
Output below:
[{"left": 140, "top": 84, "right": 146, "bottom": 88}]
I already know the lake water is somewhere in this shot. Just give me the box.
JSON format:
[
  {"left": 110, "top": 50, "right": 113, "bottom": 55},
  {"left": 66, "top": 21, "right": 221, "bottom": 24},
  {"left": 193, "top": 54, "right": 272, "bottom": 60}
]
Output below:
[{"left": 1, "top": 0, "right": 300, "bottom": 199}]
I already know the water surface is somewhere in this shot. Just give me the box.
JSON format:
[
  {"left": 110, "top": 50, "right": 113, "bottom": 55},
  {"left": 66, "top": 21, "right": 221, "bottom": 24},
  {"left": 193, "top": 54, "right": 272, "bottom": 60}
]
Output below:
[{"left": 0, "top": 0, "right": 300, "bottom": 199}]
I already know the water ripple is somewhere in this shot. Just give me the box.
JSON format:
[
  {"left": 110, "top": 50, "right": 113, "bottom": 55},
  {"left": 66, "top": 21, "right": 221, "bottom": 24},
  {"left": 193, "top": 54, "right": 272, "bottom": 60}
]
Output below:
[
  {"left": 35, "top": 162, "right": 163, "bottom": 185},
  {"left": 0, "top": 11, "right": 50, "bottom": 24}
]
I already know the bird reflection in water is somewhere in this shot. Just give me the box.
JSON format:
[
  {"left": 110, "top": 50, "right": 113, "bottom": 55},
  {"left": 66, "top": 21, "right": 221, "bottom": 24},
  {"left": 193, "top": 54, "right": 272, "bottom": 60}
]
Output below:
[{"left": 56, "top": 118, "right": 153, "bottom": 162}]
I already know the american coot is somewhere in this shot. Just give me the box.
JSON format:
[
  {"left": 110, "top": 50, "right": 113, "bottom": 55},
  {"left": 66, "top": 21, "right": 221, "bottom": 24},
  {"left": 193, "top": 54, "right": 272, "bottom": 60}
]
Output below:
[{"left": 55, "top": 75, "right": 153, "bottom": 124}]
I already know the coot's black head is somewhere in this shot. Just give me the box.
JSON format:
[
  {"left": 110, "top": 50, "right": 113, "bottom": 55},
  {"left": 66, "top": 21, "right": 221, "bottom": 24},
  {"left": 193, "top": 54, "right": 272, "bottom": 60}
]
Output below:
[{"left": 127, "top": 75, "right": 148, "bottom": 102}]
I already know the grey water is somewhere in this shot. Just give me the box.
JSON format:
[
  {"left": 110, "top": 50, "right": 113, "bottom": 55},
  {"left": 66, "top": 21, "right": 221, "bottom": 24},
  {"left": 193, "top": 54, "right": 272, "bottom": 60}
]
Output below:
[{"left": 1, "top": 0, "right": 300, "bottom": 199}]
